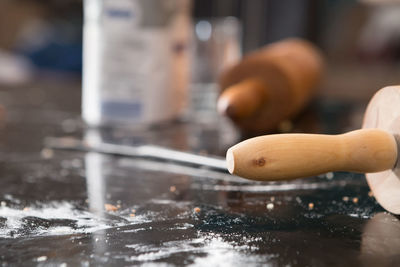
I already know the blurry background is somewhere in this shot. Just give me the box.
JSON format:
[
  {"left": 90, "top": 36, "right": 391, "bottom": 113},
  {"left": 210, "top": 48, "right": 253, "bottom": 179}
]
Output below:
[{"left": 1, "top": 0, "right": 400, "bottom": 114}]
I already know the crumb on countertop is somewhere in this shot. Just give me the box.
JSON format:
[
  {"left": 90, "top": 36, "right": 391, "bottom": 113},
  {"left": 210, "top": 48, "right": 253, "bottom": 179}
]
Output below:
[
  {"left": 36, "top": 256, "right": 47, "bottom": 262},
  {"left": 41, "top": 148, "right": 54, "bottom": 159},
  {"left": 105, "top": 203, "right": 119, "bottom": 212},
  {"left": 326, "top": 172, "right": 334, "bottom": 180}
]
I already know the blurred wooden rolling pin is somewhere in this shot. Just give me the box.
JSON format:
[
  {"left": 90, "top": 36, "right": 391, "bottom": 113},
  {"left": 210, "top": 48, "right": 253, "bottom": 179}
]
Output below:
[
  {"left": 218, "top": 38, "right": 323, "bottom": 136},
  {"left": 227, "top": 86, "right": 400, "bottom": 214}
]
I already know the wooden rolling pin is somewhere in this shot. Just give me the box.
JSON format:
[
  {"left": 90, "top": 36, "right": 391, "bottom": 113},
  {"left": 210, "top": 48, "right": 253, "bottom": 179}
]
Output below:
[
  {"left": 227, "top": 86, "right": 400, "bottom": 214},
  {"left": 218, "top": 38, "right": 323, "bottom": 136}
]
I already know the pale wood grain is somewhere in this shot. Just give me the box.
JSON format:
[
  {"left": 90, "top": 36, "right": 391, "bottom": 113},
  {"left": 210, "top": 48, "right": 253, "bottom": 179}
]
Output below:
[{"left": 227, "top": 129, "right": 397, "bottom": 181}]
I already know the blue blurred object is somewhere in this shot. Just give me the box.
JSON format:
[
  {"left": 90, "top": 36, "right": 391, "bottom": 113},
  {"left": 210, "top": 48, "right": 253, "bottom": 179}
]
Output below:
[
  {"left": 25, "top": 41, "right": 82, "bottom": 73},
  {"left": 15, "top": 20, "right": 82, "bottom": 73}
]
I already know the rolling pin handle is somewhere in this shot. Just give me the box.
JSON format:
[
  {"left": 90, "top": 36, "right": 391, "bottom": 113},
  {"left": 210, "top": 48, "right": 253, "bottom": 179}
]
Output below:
[
  {"left": 227, "top": 129, "right": 398, "bottom": 181},
  {"left": 217, "top": 78, "right": 268, "bottom": 120}
]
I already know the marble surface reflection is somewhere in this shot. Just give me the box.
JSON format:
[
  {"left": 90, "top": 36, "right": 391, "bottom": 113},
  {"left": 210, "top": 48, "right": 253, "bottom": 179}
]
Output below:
[{"left": 0, "top": 80, "right": 398, "bottom": 266}]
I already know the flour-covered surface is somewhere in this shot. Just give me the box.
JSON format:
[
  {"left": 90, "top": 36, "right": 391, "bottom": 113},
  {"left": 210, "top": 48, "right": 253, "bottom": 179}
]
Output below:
[
  {"left": 0, "top": 154, "right": 393, "bottom": 266},
  {"left": 1, "top": 81, "right": 400, "bottom": 266}
]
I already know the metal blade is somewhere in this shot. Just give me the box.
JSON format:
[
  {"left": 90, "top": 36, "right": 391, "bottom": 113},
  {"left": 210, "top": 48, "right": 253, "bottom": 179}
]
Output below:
[{"left": 44, "top": 137, "right": 228, "bottom": 172}]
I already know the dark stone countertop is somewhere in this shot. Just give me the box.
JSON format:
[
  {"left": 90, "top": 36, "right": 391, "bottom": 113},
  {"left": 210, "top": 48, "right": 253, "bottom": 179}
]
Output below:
[{"left": 0, "top": 78, "right": 399, "bottom": 267}]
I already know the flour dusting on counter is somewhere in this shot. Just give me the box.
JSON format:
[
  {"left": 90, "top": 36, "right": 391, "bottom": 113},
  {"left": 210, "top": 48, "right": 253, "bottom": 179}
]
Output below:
[{"left": 0, "top": 201, "right": 130, "bottom": 238}]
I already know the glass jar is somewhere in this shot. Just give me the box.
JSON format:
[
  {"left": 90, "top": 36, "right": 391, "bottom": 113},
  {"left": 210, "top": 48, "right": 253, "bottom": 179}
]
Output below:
[{"left": 82, "top": 0, "right": 192, "bottom": 128}]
